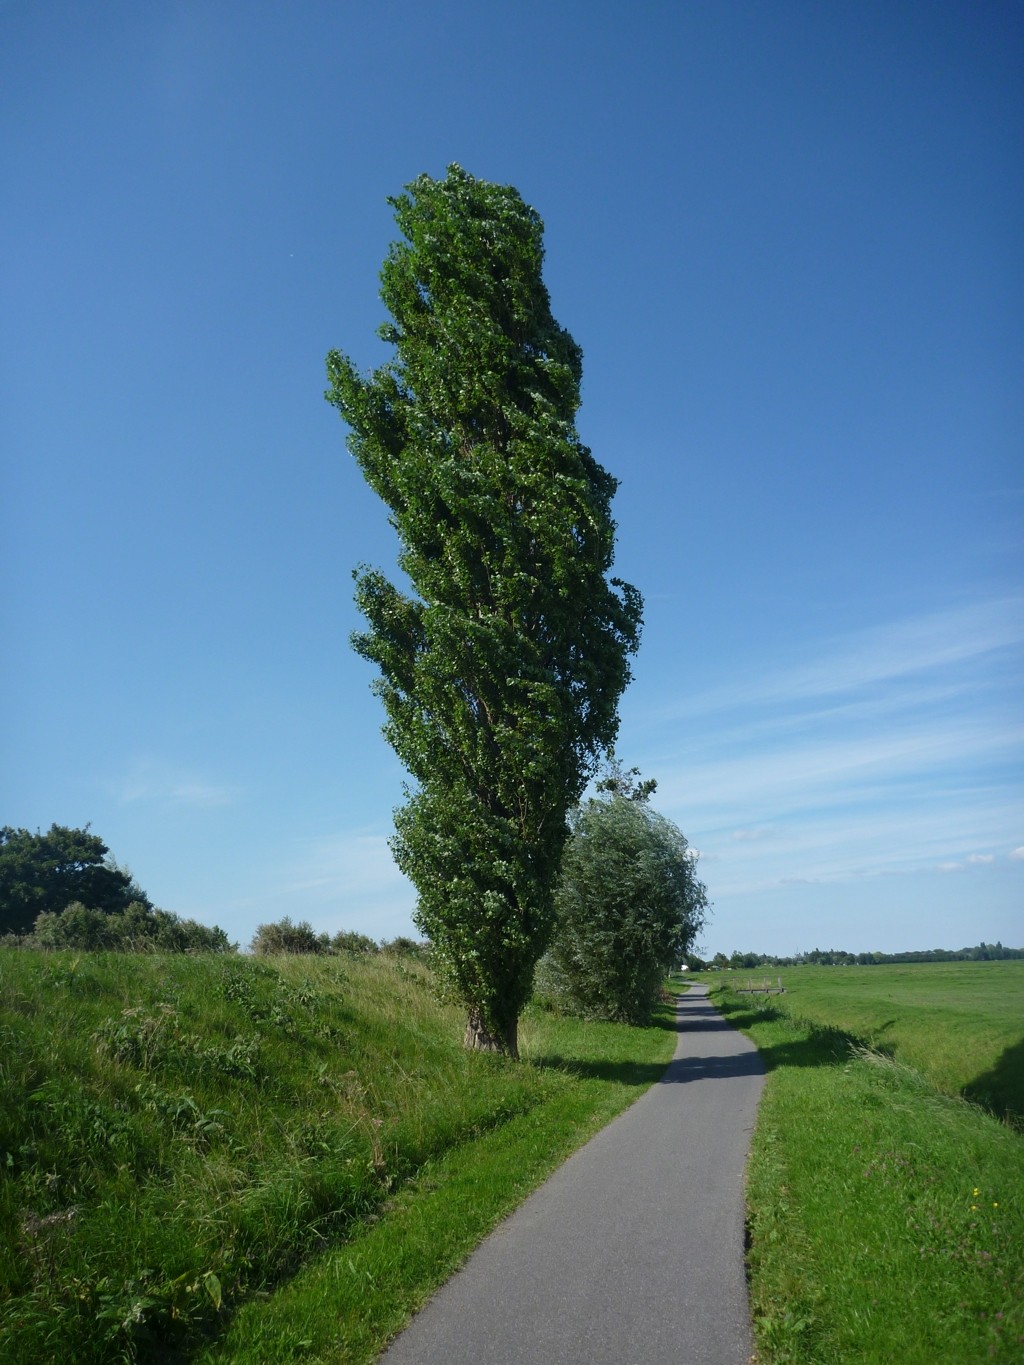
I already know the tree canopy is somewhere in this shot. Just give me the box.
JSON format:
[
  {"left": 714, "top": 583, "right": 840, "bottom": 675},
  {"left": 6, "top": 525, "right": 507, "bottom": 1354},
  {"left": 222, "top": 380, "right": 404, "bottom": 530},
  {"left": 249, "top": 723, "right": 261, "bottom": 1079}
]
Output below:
[
  {"left": 542, "top": 776, "right": 709, "bottom": 1023},
  {"left": 326, "top": 166, "right": 642, "bottom": 1054},
  {"left": 0, "top": 824, "right": 150, "bottom": 937}
]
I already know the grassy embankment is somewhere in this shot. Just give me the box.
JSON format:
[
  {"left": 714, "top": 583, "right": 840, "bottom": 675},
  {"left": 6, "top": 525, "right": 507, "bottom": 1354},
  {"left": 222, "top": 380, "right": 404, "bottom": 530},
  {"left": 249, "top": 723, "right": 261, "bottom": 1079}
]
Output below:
[
  {"left": 696, "top": 960, "right": 1024, "bottom": 1363},
  {"left": 0, "top": 948, "right": 675, "bottom": 1363}
]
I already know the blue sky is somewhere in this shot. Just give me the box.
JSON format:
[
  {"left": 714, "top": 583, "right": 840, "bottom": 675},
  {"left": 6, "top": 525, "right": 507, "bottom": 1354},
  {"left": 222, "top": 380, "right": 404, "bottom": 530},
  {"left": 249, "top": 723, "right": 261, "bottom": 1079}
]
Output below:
[{"left": 3, "top": 1, "right": 1021, "bottom": 956}]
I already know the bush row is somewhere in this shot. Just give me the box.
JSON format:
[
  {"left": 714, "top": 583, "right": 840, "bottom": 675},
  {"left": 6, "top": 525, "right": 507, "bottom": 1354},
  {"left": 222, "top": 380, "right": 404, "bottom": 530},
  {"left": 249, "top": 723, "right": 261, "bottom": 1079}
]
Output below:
[{"left": 3, "top": 906, "right": 428, "bottom": 960}]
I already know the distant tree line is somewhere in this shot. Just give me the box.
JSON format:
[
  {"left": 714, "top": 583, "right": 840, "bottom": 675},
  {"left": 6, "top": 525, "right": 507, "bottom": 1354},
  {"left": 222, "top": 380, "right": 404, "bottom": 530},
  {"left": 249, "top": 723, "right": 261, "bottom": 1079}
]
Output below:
[{"left": 688, "top": 942, "right": 1023, "bottom": 971}]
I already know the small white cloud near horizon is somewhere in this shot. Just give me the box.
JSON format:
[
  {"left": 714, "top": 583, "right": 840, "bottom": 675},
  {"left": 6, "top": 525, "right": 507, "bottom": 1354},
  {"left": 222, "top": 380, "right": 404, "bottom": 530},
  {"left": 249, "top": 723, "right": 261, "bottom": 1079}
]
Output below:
[
  {"left": 1010, "top": 846, "right": 1024, "bottom": 861},
  {"left": 966, "top": 854, "right": 996, "bottom": 866}
]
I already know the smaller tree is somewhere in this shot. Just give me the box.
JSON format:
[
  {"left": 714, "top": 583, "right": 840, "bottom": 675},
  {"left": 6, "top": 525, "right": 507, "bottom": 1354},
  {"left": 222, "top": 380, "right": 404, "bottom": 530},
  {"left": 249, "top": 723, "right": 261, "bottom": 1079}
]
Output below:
[{"left": 541, "top": 776, "right": 708, "bottom": 1023}]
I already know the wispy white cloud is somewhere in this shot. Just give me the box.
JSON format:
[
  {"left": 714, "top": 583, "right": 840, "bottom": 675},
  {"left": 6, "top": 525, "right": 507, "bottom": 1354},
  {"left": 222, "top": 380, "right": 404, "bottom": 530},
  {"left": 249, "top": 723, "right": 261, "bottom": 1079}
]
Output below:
[
  {"left": 660, "top": 596, "right": 1024, "bottom": 721},
  {"left": 113, "top": 758, "right": 240, "bottom": 808},
  {"left": 272, "top": 828, "right": 416, "bottom": 940},
  {"left": 286, "top": 830, "right": 407, "bottom": 898},
  {"left": 695, "top": 794, "right": 1020, "bottom": 897},
  {"left": 937, "top": 854, "right": 999, "bottom": 873},
  {"left": 625, "top": 596, "right": 1024, "bottom": 907},
  {"left": 655, "top": 719, "right": 1023, "bottom": 828}
]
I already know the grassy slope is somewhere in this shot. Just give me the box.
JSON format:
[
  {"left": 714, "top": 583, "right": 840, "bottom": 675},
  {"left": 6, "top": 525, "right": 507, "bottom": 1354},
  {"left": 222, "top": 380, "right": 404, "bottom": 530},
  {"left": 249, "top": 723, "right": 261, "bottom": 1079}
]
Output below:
[
  {"left": 0, "top": 950, "right": 676, "bottom": 1364},
  {"left": 703, "top": 964, "right": 1024, "bottom": 1363}
]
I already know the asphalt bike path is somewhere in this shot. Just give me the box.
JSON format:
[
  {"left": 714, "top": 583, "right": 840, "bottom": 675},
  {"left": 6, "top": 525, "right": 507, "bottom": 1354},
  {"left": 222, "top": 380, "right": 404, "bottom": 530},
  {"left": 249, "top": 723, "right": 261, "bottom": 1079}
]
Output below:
[{"left": 380, "top": 984, "right": 765, "bottom": 1365}]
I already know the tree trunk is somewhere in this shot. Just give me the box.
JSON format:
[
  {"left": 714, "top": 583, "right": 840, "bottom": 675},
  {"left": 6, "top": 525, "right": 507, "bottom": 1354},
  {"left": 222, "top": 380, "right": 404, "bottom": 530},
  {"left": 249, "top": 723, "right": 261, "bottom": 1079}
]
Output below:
[{"left": 464, "top": 1006, "right": 518, "bottom": 1058}]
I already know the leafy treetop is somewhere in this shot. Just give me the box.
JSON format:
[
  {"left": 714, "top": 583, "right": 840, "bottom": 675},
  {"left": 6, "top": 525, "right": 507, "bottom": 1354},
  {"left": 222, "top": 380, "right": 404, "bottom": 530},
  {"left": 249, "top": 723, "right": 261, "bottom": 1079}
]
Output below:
[{"left": 326, "top": 166, "right": 642, "bottom": 1053}]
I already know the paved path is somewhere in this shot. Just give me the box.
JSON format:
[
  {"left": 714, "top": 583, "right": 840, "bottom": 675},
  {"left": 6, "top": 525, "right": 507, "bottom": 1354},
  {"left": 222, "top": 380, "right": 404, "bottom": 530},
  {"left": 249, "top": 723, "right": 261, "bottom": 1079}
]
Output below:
[{"left": 381, "top": 984, "right": 765, "bottom": 1365}]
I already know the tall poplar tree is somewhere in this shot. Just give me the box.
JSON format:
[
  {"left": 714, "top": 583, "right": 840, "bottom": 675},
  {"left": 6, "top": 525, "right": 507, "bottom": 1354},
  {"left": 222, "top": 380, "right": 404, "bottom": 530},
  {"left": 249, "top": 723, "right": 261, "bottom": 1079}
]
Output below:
[{"left": 326, "top": 166, "right": 642, "bottom": 1055}]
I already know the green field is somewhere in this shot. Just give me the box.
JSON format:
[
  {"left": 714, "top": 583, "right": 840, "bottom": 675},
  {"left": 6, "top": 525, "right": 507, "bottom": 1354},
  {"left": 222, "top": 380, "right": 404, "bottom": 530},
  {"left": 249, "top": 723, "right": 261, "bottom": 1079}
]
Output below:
[
  {"left": 0, "top": 948, "right": 675, "bottom": 1364},
  {"left": 724, "top": 958, "right": 1024, "bottom": 1120},
  {"left": 702, "top": 960, "right": 1024, "bottom": 1363}
]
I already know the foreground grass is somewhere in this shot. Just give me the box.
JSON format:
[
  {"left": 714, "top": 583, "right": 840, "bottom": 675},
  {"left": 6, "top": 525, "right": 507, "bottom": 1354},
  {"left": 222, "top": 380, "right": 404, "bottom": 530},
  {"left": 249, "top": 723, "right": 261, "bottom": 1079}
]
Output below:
[
  {"left": 204, "top": 1003, "right": 673, "bottom": 1363},
  {"left": 710, "top": 984, "right": 1024, "bottom": 1363},
  {"left": 0, "top": 949, "right": 675, "bottom": 1363}
]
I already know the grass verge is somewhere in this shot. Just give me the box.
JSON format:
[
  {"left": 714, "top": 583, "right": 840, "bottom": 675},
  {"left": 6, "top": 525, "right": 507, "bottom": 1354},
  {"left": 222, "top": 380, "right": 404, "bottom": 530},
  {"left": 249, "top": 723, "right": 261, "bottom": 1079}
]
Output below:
[
  {"left": 711, "top": 988, "right": 1024, "bottom": 1363},
  {"left": 203, "top": 1006, "right": 673, "bottom": 1363},
  {"left": 0, "top": 949, "right": 676, "bottom": 1363}
]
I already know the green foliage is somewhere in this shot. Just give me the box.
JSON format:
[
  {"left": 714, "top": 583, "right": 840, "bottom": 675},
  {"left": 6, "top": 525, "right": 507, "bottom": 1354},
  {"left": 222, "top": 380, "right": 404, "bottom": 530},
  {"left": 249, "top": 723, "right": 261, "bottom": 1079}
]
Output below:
[
  {"left": 250, "top": 917, "right": 329, "bottom": 955},
  {"left": 326, "top": 166, "right": 642, "bottom": 1053},
  {"left": 332, "top": 930, "right": 380, "bottom": 956},
  {"left": 0, "top": 825, "right": 150, "bottom": 936},
  {"left": 250, "top": 924, "right": 433, "bottom": 961},
  {"left": 379, "top": 935, "right": 431, "bottom": 961},
  {"left": 541, "top": 782, "right": 708, "bottom": 1023},
  {"left": 27, "top": 901, "right": 233, "bottom": 954}
]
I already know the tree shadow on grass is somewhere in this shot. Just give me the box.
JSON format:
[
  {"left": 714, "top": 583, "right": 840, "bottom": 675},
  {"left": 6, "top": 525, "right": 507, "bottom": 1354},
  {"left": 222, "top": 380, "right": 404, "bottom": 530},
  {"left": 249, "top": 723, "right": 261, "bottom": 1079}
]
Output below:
[
  {"left": 531, "top": 1055, "right": 676, "bottom": 1086},
  {"left": 711, "top": 996, "right": 863, "bottom": 1074},
  {"left": 962, "top": 1035, "right": 1024, "bottom": 1128},
  {"left": 530, "top": 993, "right": 865, "bottom": 1085}
]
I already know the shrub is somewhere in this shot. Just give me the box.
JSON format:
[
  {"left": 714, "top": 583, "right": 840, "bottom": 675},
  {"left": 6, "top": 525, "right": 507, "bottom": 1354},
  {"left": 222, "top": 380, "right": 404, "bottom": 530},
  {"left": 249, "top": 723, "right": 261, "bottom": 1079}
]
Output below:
[
  {"left": 29, "top": 901, "right": 234, "bottom": 953},
  {"left": 380, "top": 936, "right": 431, "bottom": 962},
  {"left": 250, "top": 917, "right": 329, "bottom": 956},
  {"left": 32, "top": 902, "right": 114, "bottom": 950},
  {"left": 331, "top": 930, "right": 379, "bottom": 956}
]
